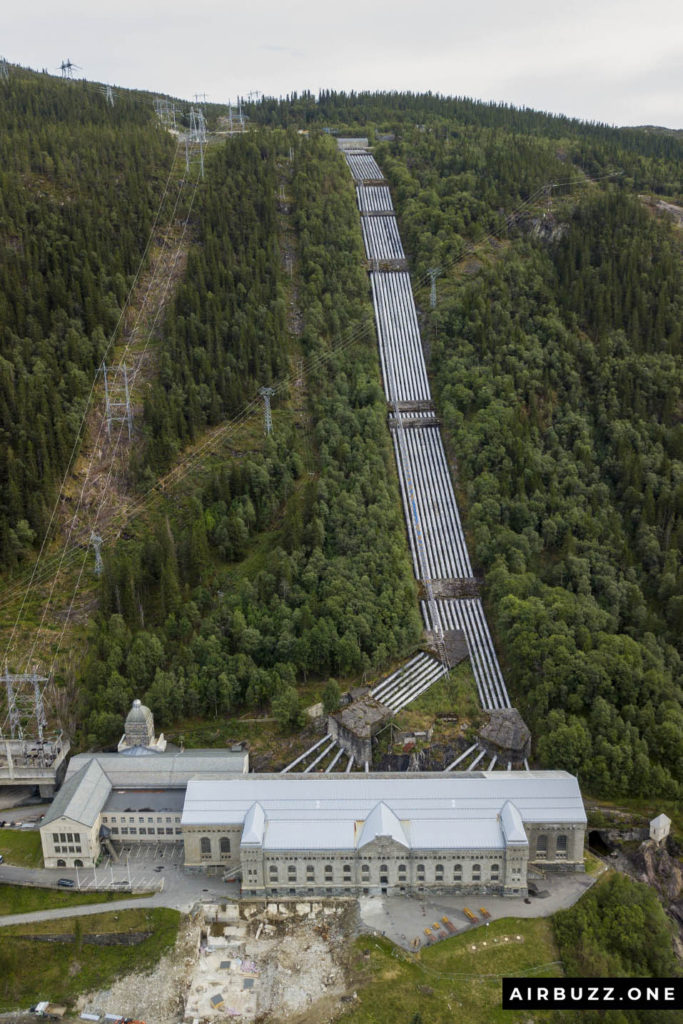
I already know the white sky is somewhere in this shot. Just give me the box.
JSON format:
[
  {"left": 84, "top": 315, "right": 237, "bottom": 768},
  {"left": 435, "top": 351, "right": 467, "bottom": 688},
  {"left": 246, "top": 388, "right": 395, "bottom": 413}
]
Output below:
[{"left": 3, "top": 0, "right": 682, "bottom": 128}]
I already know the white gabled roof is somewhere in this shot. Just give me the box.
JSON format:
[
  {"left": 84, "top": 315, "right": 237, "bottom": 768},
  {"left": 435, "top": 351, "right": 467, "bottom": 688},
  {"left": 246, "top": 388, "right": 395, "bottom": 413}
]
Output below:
[
  {"left": 358, "top": 801, "right": 409, "bottom": 849},
  {"left": 181, "top": 771, "right": 585, "bottom": 853},
  {"left": 650, "top": 813, "right": 671, "bottom": 828},
  {"left": 242, "top": 802, "right": 265, "bottom": 845},
  {"left": 499, "top": 801, "right": 528, "bottom": 845}
]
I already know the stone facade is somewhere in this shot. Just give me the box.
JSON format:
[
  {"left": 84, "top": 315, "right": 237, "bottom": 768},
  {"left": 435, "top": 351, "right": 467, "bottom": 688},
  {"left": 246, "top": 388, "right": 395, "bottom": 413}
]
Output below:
[{"left": 42, "top": 815, "right": 100, "bottom": 869}]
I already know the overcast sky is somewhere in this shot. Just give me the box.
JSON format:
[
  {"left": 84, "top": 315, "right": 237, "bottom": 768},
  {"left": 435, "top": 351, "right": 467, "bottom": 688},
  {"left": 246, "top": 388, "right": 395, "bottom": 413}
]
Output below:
[{"left": 3, "top": 0, "right": 682, "bottom": 128}]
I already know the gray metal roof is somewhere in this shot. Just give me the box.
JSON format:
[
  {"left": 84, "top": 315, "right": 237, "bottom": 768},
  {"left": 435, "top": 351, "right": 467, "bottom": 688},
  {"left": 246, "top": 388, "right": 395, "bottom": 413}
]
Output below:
[
  {"left": 181, "top": 771, "right": 585, "bottom": 852},
  {"left": 103, "top": 789, "right": 185, "bottom": 813},
  {"left": 64, "top": 747, "right": 248, "bottom": 789},
  {"left": 42, "top": 759, "right": 111, "bottom": 827}
]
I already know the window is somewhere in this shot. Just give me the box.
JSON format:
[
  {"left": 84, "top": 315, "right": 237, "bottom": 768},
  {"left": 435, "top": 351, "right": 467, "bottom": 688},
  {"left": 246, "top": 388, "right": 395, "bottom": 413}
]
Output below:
[
  {"left": 165, "top": 827, "right": 173, "bottom": 835},
  {"left": 306, "top": 865, "right": 315, "bottom": 882},
  {"left": 166, "top": 817, "right": 171, "bottom": 823},
  {"left": 435, "top": 864, "right": 444, "bottom": 882},
  {"left": 148, "top": 828, "right": 155, "bottom": 835},
  {"left": 75, "top": 847, "right": 81, "bottom": 853},
  {"left": 398, "top": 863, "right": 406, "bottom": 879},
  {"left": 324, "top": 864, "right": 333, "bottom": 881},
  {"left": 148, "top": 817, "right": 154, "bottom": 823},
  {"left": 52, "top": 833, "right": 59, "bottom": 843},
  {"left": 110, "top": 817, "right": 116, "bottom": 824},
  {"left": 74, "top": 859, "right": 83, "bottom": 867},
  {"left": 491, "top": 863, "right": 500, "bottom": 880},
  {"left": 111, "top": 828, "right": 119, "bottom": 835},
  {"left": 416, "top": 864, "right": 425, "bottom": 881},
  {"left": 472, "top": 863, "right": 481, "bottom": 881},
  {"left": 453, "top": 863, "right": 462, "bottom": 881},
  {"left": 343, "top": 864, "right": 351, "bottom": 876},
  {"left": 139, "top": 828, "right": 147, "bottom": 835},
  {"left": 129, "top": 828, "right": 137, "bottom": 835},
  {"left": 66, "top": 833, "right": 73, "bottom": 843},
  {"left": 175, "top": 828, "right": 182, "bottom": 835},
  {"left": 59, "top": 833, "right": 66, "bottom": 843},
  {"left": 200, "top": 837, "right": 211, "bottom": 856},
  {"left": 121, "top": 828, "right": 128, "bottom": 836},
  {"left": 361, "top": 863, "right": 370, "bottom": 879},
  {"left": 269, "top": 865, "right": 278, "bottom": 882},
  {"left": 288, "top": 865, "right": 296, "bottom": 881},
  {"left": 220, "top": 837, "right": 231, "bottom": 855},
  {"left": 57, "top": 859, "right": 66, "bottom": 867},
  {"left": 556, "top": 834, "right": 568, "bottom": 857},
  {"left": 139, "top": 817, "right": 145, "bottom": 824},
  {"left": 536, "top": 835, "right": 548, "bottom": 859}
]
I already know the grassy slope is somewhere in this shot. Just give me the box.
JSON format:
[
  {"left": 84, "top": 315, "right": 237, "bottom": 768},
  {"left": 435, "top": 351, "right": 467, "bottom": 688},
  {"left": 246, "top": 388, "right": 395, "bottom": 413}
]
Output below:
[
  {"left": 0, "top": 908, "right": 180, "bottom": 1010},
  {"left": 340, "top": 918, "right": 560, "bottom": 1024},
  {"left": 0, "top": 884, "right": 135, "bottom": 916}
]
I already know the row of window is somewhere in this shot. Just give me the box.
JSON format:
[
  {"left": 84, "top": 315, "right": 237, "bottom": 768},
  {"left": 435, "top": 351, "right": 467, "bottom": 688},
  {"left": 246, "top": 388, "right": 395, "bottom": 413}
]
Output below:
[
  {"left": 54, "top": 846, "right": 82, "bottom": 854},
  {"left": 110, "top": 826, "right": 180, "bottom": 836},
  {"left": 102, "top": 815, "right": 180, "bottom": 825},
  {"left": 535, "top": 834, "right": 568, "bottom": 858},
  {"left": 52, "top": 832, "right": 82, "bottom": 845},
  {"left": 200, "top": 837, "right": 231, "bottom": 855},
  {"left": 266, "top": 862, "right": 503, "bottom": 883}
]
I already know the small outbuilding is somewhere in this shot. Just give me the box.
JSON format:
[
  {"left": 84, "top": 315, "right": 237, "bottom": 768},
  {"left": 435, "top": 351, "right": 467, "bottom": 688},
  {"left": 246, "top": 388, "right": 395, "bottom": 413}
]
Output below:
[{"left": 650, "top": 813, "right": 671, "bottom": 844}]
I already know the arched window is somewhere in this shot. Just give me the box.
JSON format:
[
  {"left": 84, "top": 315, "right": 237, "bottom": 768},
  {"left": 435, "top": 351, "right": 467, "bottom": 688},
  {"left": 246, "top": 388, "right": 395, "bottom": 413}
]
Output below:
[
  {"left": 324, "top": 863, "right": 333, "bottom": 880},
  {"left": 74, "top": 859, "right": 83, "bottom": 867},
  {"left": 220, "top": 837, "right": 231, "bottom": 855},
  {"left": 57, "top": 859, "right": 66, "bottom": 867},
  {"left": 343, "top": 863, "right": 351, "bottom": 876},
  {"left": 269, "top": 865, "right": 278, "bottom": 881},
  {"left": 200, "top": 836, "right": 211, "bottom": 855},
  {"left": 361, "top": 863, "right": 370, "bottom": 878},
  {"left": 556, "top": 834, "right": 568, "bottom": 856},
  {"left": 472, "top": 863, "right": 481, "bottom": 880},
  {"left": 416, "top": 864, "right": 425, "bottom": 881},
  {"left": 536, "top": 835, "right": 548, "bottom": 858},
  {"left": 288, "top": 865, "right": 296, "bottom": 881},
  {"left": 435, "top": 863, "right": 444, "bottom": 881},
  {"left": 397, "top": 863, "right": 407, "bottom": 878},
  {"left": 306, "top": 864, "right": 315, "bottom": 881},
  {"left": 490, "top": 863, "right": 499, "bottom": 880},
  {"left": 453, "top": 863, "right": 462, "bottom": 880}
]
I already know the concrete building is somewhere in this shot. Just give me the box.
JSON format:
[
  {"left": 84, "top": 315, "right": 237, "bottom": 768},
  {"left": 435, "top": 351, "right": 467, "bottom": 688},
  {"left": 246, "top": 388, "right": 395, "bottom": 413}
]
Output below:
[
  {"left": 118, "top": 698, "right": 166, "bottom": 753},
  {"left": 39, "top": 699, "right": 249, "bottom": 869},
  {"left": 181, "top": 771, "right": 586, "bottom": 897}
]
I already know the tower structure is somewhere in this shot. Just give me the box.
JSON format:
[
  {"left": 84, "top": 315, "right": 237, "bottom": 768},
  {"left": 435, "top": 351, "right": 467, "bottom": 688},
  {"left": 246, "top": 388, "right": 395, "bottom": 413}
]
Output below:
[
  {"left": 103, "top": 84, "right": 114, "bottom": 106},
  {"left": 90, "top": 531, "right": 104, "bottom": 575},
  {"left": 0, "top": 58, "right": 9, "bottom": 81},
  {"left": 58, "top": 59, "right": 80, "bottom": 79},
  {"left": 259, "top": 386, "right": 275, "bottom": 435},
  {"left": 1, "top": 666, "right": 49, "bottom": 742},
  {"left": 102, "top": 362, "right": 133, "bottom": 439}
]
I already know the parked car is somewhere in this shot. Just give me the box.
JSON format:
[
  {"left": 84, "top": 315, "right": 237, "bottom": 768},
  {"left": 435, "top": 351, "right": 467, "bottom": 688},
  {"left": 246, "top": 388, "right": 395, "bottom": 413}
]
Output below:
[
  {"left": 0, "top": 853, "right": 4, "bottom": 863},
  {"left": 57, "top": 878, "right": 75, "bottom": 888}
]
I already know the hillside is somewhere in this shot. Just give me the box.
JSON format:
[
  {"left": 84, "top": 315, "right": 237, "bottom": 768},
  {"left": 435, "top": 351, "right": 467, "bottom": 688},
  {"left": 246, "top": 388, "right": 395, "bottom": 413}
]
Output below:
[{"left": 0, "top": 83, "right": 679, "bottom": 804}]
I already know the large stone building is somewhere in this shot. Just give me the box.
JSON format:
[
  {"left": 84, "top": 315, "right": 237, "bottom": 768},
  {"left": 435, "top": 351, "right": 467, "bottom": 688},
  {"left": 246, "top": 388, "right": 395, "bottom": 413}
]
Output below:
[
  {"left": 181, "top": 771, "right": 586, "bottom": 897},
  {"left": 40, "top": 700, "right": 248, "bottom": 869}
]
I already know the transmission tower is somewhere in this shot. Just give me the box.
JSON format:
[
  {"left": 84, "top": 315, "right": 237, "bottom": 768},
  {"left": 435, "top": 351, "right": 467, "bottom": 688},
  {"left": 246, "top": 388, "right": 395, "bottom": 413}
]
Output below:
[
  {"left": 1, "top": 665, "right": 49, "bottom": 742},
  {"left": 102, "top": 84, "right": 114, "bottom": 106},
  {"left": 428, "top": 266, "right": 442, "bottom": 309},
  {"left": 0, "top": 58, "right": 9, "bottom": 81},
  {"left": 188, "top": 107, "right": 206, "bottom": 177},
  {"left": 194, "top": 92, "right": 208, "bottom": 103},
  {"left": 90, "top": 531, "right": 104, "bottom": 575},
  {"left": 58, "top": 59, "right": 81, "bottom": 79},
  {"left": 102, "top": 362, "right": 133, "bottom": 439},
  {"left": 259, "top": 386, "right": 275, "bottom": 435}
]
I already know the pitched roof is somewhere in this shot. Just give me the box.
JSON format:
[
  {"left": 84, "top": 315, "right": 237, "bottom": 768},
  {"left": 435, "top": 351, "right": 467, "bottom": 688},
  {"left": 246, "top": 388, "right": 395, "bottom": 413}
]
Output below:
[
  {"left": 42, "top": 759, "right": 111, "bottom": 828},
  {"left": 358, "top": 801, "right": 409, "bottom": 849},
  {"left": 181, "top": 771, "right": 585, "bottom": 851}
]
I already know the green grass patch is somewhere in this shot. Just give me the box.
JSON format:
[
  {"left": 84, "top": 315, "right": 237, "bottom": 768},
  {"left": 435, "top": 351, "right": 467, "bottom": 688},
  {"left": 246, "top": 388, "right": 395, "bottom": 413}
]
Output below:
[
  {"left": 339, "top": 918, "right": 560, "bottom": 1024},
  {"left": 0, "top": 907, "right": 180, "bottom": 1011},
  {"left": 0, "top": 830, "right": 43, "bottom": 867},
  {"left": 0, "top": 884, "right": 136, "bottom": 916},
  {"left": 583, "top": 851, "right": 605, "bottom": 876}
]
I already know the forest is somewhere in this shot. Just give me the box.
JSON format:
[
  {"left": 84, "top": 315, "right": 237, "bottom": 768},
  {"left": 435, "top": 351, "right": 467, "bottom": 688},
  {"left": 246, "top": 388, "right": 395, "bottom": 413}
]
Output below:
[
  {"left": 0, "top": 78, "right": 680, "bottom": 802},
  {"left": 369, "top": 121, "right": 681, "bottom": 799},
  {"left": 552, "top": 873, "right": 681, "bottom": 1023},
  {"left": 81, "top": 132, "right": 421, "bottom": 746},
  {"left": 0, "top": 70, "right": 176, "bottom": 569}
]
